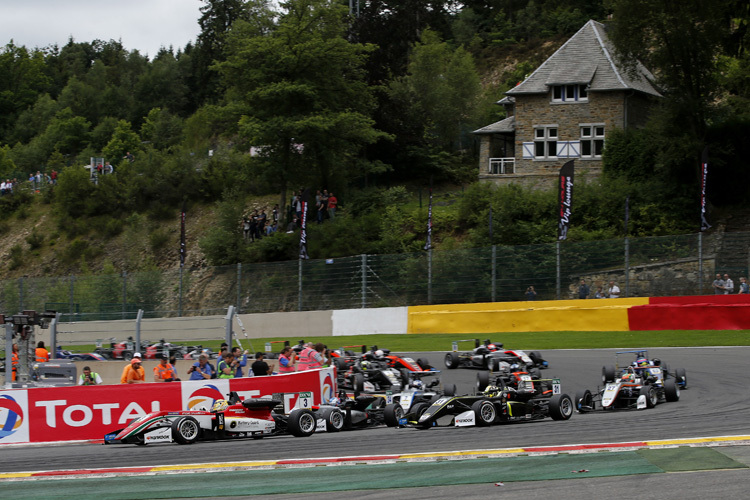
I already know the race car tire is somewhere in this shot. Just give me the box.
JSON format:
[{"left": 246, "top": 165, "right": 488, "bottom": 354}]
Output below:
[
  {"left": 476, "top": 371, "right": 490, "bottom": 392},
  {"left": 488, "top": 358, "right": 499, "bottom": 372},
  {"left": 472, "top": 400, "right": 496, "bottom": 426},
  {"left": 549, "top": 394, "right": 574, "bottom": 420},
  {"left": 288, "top": 409, "right": 317, "bottom": 437},
  {"left": 675, "top": 368, "right": 687, "bottom": 389},
  {"left": 122, "top": 351, "right": 133, "bottom": 361},
  {"left": 639, "top": 386, "right": 658, "bottom": 408},
  {"left": 664, "top": 379, "right": 680, "bottom": 402},
  {"left": 352, "top": 373, "right": 365, "bottom": 392},
  {"left": 602, "top": 365, "right": 616, "bottom": 383},
  {"left": 529, "top": 351, "right": 543, "bottom": 365},
  {"left": 417, "top": 358, "right": 431, "bottom": 370},
  {"left": 384, "top": 403, "right": 405, "bottom": 427},
  {"left": 443, "top": 383, "right": 456, "bottom": 397},
  {"left": 333, "top": 357, "right": 348, "bottom": 371},
  {"left": 325, "top": 408, "right": 345, "bottom": 432},
  {"left": 444, "top": 352, "right": 460, "bottom": 369},
  {"left": 575, "top": 389, "right": 593, "bottom": 412},
  {"left": 530, "top": 368, "right": 542, "bottom": 379},
  {"left": 409, "top": 402, "right": 431, "bottom": 429},
  {"left": 400, "top": 368, "right": 412, "bottom": 386},
  {"left": 171, "top": 416, "right": 200, "bottom": 444}
]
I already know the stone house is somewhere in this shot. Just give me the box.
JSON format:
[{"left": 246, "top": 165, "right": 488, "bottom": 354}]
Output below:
[{"left": 474, "top": 20, "right": 661, "bottom": 188}]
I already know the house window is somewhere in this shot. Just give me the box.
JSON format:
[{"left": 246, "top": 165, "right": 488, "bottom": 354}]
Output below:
[
  {"left": 552, "top": 84, "right": 588, "bottom": 103},
  {"left": 580, "top": 125, "right": 605, "bottom": 158},
  {"left": 534, "top": 126, "right": 557, "bottom": 159}
]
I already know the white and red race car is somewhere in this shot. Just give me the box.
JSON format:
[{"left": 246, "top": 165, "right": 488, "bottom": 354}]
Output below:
[{"left": 104, "top": 392, "right": 317, "bottom": 445}]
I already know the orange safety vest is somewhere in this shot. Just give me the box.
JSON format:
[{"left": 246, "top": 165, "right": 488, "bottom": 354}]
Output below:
[
  {"left": 296, "top": 347, "right": 321, "bottom": 371},
  {"left": 278, "top": 353, "right": 295, "bottom": 373},
  {"left": 11, "top": 352, "right": 18, "bottom": 381},
  {"left": 154, "top": 363, "right": 177, "bottom": 380},
  {"left": 35, "top": 347, "right": 49, "bottom": 362}
]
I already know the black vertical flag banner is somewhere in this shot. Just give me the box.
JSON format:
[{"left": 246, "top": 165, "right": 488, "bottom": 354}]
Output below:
[
  {"left": 557, "top": 160, "right": 574, "bottom": 241},
  {"left": 700, "top": 147, "right": 711, "bottom": 231},
  {"left": 299, "top": 188, "right": 311, "bottom": 259},
  {"left": 424, "top": 178, "right": 433, "bottom": 250},
  {"left": 179, "top": 201, "right": 186, "bottom": 267}
]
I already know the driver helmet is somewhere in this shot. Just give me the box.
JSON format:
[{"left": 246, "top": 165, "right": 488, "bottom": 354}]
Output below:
[
  {"left": 652, "top": 358, "right": 661, "bottom": 366},
  {"left": 374, "top": 349, "right": 384, "bottom": 358},
  {"left": 637, "top": 358, "right": 649, "bottom": 367},
  {"left": 486, "top": 343, "right": 498, "bottom": 351},
  {"left": 328, "top": 397, "right": 341, "bottom": 406},
  {"left": 360, "top": 360, "right": 370, "bottom": 370},
  {"left": 212, "top": 399, "right": 228, "bottom": 412},
  {"left": 621, "top": 373, "right": 634, "bottom": 382},
  {"left": 510, "top": 363, "right": 520, "bottom": 372},
  {"left": 411, "top": 379, "right": 424, "bottom": 389},
  {"left": 484, "top": 385, "right": 500, "bottom": 397}
]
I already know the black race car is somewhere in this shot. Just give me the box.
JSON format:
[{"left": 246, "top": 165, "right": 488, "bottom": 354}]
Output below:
[{"left": 443, "top": 339, "right": 548, "bottom": 371}]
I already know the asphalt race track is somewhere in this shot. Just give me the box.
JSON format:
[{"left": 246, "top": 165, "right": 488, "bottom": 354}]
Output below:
[{"left": 2, "top": 347, "right": 749, "bottom": 475}]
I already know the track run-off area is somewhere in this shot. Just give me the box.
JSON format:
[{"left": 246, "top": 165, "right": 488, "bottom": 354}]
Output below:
[{"left": 2, "top": 347, "right": 750, "bottom": 499}]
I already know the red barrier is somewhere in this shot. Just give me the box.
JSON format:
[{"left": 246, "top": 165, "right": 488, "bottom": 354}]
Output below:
[
  {"left": 649, "top": 295, "right": 750, "bottom": 305},
  {"left": 628, "top": 303, "right": 750, "bottom": 330},
  {"left": 0, "top": 368, "right": 336, "bottom": 445}
]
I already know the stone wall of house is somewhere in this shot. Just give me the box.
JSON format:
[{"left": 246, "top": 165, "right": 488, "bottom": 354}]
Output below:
[{"left": 512, "top": 90, "right": 628, "bottom": 174}]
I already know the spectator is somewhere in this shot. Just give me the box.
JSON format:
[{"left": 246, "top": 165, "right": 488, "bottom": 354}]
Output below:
[
  {"left": 231, "top": 347, "right": 249, "bottom": 377},
  {"left": 217, "top": 352, "right": 236, "bottom": 379},
  {"left": 124, "top": 151, "right": 134, "bottom": 163},
  {"left": 595, "top": 286, "right": 604, "bottom": 299},
  {"left": 50, "top": 170, "right": 57, "bottom": 184},
  {"left": 123, "top": 358, "right": 146, "bottom": 384},
  {"left": 188, "top": 354, "right": 214, "bottom": 380},
  {"left": 242, "top": 217, "right": 251, "bottom": 241},
  {"left": 272, "top": 204, "right": 279, "bottom": 231},
  {"left": 286, "top": 215, "right": 298, "bottom": 233},
  {"left": 35, "top": 341, "right": 50, "bottom": 362},
  {"left": 120, "top": 352, "right": 142, "bottom": 383},
  {"left": 11, "top": 343, "right": 18, "bottom": 382},
  {"left": 78, "top": 366, "right": 102, "bottom": 385},
  {"left": 608, "top": 281, "right": 620, "bottom": 298},
  {"left": 723, "top": 274, "right": 734, "bottom": 294},
  {"left": 525, "top": 286, "right": 537, "bottom": 300},
  {"left": 104, "top": 162, "right": 113, "bottom": 174},
  {"left": 251, "top": 352, "right": 273, "bottom": 376},
  {"left": 738, "top": 277, "right": 749, "bottom": 294},
  {"left": 153, "top": 354, "right": 180, "bottom": 382},
  {"left": 258, "top": 209, "right": 267, "bottom": 238},
  {"left": 316, "top": 190, "right": 325, "bottom": 223},
  {"left": 327, "top": 192, "right": 338, "bottom": 219},
  {"left": 277, "top": 346, "right": 296, "bottom": 373},
  {"left": 578, "top": 279, "right": 589, "bottom": 299},
  {"left": 713, "top": 273, "right": 725, "bottom": 294},
  {"left": 297, "top": 342, "right": 328, "bottom": 371}
]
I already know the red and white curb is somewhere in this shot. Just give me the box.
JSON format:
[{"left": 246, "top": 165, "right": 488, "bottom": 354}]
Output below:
[{"left": 2, "top": 434, "right": 750, "bottom": 481}]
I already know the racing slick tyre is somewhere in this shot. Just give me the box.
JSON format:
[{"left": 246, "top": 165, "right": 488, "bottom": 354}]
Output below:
[
  {"left": 443, "top": 383, "right": 456, "bottom": 397},
  {"left": 602, "top": 365, "right": 616, "bottom": 383},
  {"left": 575, "top": 390, "right": 593, "bottom": 412},
  {"left": 333, "top": 357, "right": 348, "bottom": 371},
  {"left": 384, "top": 403, "right": 405, "bottom": 427},
  {"left": 400, "top": 368, "right": 412, "bottom": 386},
  {"left": 324, "top": 408, "right": 345, "bottom": 432},
  {"left": 476, "top": 371, "right": 490, "bottom": 392},
  {"left": 675, "top": 368, "right": 687, "bottom": 389},
  {"left": 529, "top": 351, "right": 543, "bottom": 366},
  {"left": 171, "top": 416, "right": 200, "bottom": 444},
  {"left": 352, "top": 373, "right": 365, "bottom": 392},
  {"left": 640, "top": 386, "right": 658, "bottom": 408},
  {"left": 288, "top": 409, "right": 317, "bottom": 437},
  {"left": 410, "top": 402, "right": 431, "bottom": 429},
  {"left": 664, "top": 379, "right": 680, "bottom": 402},
  {"left": 530, "top": 368, "right": 542, "bottom": 379},
  {"left": 417, "top": 358, "right": 431, "bottom": 370},
  {"left": 122, "top": 351, "right": 133, "bottom": 361},
  {"left": 444, "top": 352, "right": 460, "bottom": 369},
  {"left": 549, "top": 394, "right": 574, "bottom": 420},
  {"left": 471, "top": 400, "right": 497, "bottom": 426}
]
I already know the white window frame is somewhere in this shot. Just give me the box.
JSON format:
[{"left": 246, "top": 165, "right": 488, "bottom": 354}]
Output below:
[
  {"left": 551, "top": 84, "right": 589, "bottom": 103},
  {"left": 580, "top": 124, "right": 605, "bottom": 159},
  {"left": 532, "top": 125, "right": 558, "bottom": 160}
]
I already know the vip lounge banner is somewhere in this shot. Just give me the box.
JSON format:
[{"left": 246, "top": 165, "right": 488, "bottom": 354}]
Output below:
[
  {"left": 0, "top": 368, "right": 335, "bottom": 445},
  {"left": 557, "top": 160, "right": 574, "bottom": 240}
]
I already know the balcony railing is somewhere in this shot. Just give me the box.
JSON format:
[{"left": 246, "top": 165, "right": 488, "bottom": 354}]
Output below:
[{"left": 488, "top": 157, "right": 515, "bottom": 174}]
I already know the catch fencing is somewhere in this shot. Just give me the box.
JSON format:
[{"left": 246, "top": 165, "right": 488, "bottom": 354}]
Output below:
[{"left": 1, "top": 230, "right": 748, "bottom": 321}]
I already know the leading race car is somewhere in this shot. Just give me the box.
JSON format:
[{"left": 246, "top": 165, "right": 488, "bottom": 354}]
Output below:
[
  {"left": 403, "top": 377, "right": 573, "bottom": 429},
  {"left": 576, "top": 350, "right": 683, "bottom": 412},
  {"left": 104, "top": 392, "right": 317, "bottom": 445},
  {"left": 443, "top": 339, "right": 548, "bottom": 371}
]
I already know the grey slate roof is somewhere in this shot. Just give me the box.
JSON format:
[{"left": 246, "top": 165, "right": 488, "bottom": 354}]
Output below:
[
  {"left": 473, "top": 116, "right": 515, "bottom": 135},
  {"left": 506, "top": 20, "right": 661, "bottom": 97}
]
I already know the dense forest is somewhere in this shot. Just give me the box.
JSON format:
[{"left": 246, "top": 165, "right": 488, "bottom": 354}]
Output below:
[{"left": 0, "top": 0, "right": 748, "bottom": 274}]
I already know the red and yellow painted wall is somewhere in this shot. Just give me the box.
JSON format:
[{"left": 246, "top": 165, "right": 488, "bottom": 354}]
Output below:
[{"left": 407, "top": 295, "right": 750, "bottom": 333}]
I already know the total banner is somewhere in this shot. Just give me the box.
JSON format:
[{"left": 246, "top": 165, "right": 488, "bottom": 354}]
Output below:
[{"left": 0, "top": 368, "right": 335, "bottom": 445}]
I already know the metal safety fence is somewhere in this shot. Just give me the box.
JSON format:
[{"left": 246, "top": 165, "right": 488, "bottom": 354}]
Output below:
[{"left": 0, "top": 230, "right": 748, "bottom": 321}]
